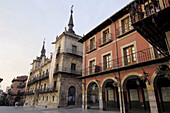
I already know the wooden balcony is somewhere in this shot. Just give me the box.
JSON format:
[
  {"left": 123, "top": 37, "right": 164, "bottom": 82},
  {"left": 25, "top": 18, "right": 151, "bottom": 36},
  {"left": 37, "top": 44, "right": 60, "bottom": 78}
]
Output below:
[{"left": 128, "top": 0, "right": 170, "bottom": 56}]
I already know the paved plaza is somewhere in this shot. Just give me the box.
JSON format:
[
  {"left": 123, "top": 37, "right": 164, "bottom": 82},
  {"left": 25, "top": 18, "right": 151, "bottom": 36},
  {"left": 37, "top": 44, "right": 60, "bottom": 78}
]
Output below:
[{"left": 0, "top": 106, "right": 120, "bottom": 113}]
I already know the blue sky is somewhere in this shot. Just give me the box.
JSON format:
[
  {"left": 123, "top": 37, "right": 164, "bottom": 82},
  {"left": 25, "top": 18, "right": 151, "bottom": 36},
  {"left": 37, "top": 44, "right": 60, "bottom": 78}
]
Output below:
[{"left": 0, "top": 0, "right": 133, "bottom": 91}]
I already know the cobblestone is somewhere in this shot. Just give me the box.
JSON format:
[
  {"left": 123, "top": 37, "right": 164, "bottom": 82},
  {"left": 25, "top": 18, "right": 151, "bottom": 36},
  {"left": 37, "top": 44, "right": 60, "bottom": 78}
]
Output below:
[{"left": 0, "top": 106, "right": 120, "bottom": 113}]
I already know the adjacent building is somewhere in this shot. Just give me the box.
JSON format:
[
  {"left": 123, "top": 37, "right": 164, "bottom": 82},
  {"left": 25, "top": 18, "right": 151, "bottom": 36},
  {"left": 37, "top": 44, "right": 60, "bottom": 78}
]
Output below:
[
  {"left": 78, "top": 0, "right": 170, "bottom": 113},
  {"left": 25, "top": 8, "right": 83, "bottom": 108},
  {"left": 7, "top": 75, "right": 28, "bottom": 105}
]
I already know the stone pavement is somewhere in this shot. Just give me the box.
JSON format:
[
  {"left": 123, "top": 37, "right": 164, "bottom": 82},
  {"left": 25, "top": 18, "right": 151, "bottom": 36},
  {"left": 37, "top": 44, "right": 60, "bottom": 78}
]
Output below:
[{"left": 0, "top": 106, "right": 120, "bottom": 113}]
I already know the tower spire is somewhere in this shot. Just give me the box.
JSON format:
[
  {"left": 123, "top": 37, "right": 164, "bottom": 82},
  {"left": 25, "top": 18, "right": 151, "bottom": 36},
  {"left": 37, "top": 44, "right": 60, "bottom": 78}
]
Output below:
[
  {"left": 40, "top": 39, "right": 46, "bottom": 58},
  {"left": 67, "top": 5, "right": 75, "bottom": 34}
]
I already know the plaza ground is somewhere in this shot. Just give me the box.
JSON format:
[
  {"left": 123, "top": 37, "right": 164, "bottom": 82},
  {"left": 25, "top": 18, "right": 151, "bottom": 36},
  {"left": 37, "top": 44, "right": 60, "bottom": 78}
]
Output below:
[{"left": 0, "top": 106, "right": 120, "bottom": 113}]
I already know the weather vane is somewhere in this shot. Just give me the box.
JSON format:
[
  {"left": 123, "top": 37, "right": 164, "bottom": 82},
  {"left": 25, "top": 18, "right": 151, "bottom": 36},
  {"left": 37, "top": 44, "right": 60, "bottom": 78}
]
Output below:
[{"left": 71, "top": 5, "right": 73, "bottom": 13}]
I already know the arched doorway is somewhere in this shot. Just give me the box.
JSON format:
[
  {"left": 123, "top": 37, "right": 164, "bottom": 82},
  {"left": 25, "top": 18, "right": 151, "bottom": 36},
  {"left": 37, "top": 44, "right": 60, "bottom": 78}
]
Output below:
[
  {"left": 68, "top": 86, "right": 76, "bottom": 105},
  {"left": 123, "top": 75, "right": 150, "bottom": 112},
  {"left": 102, "top": 79, "right": 120, "bottom": 111},
  {"left": 87, "top": 82, "right": 99, "bottom": 109},
  {"left": 154, "top": 66, "right": 170, "bottom": 113}
]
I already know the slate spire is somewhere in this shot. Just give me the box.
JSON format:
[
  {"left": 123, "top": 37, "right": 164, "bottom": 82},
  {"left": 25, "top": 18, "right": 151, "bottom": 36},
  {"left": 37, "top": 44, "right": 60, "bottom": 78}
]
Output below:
[
  {"left": 40, "top": 39, "right": 46, "bottom": 58},
  {"left": 68, "top": 5, "right": 75, "bottom": 34}
]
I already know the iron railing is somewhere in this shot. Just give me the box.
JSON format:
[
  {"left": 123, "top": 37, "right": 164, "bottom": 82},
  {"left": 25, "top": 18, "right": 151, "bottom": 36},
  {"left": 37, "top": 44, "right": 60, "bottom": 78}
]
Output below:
[
  {"left": 65, "top": 48, "right": 83, "bottom": 56},
  {"left": 98, "top": 33, "right": 113, "bottom": 46},
  {"left": 25, "top": 91, "right": 34, "bottom": 95},
  {"left": 55, "top": 66, "right": 82, "bottom": 75},
  {"left": 116, "top": 21, "right": 133, "bottom": 37},
  {"left": 83, "top": 47, "right": 164, "bottom": 76},
  {"left": 38, "top": 73, "right": 49, "bottom": 81},
  {"left": 129, "top": 0, "right": 169, "bottom": 24},
  {"left": 36, "top": 88, "right": 58, "bottom": 94},
  {"left": 86, "top": 42, "right": 97, "bottom": 53}
]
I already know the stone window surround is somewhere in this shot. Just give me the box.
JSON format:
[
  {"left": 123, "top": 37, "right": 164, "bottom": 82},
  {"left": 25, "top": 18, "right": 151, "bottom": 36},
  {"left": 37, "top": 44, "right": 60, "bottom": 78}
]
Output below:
[
  {"left": 101, "top": 50, "right": 113, "bottom": 71},
  {"left": 120, "top": 41, "right": 138, "bottom": 66},
  {"left": 118, "top": 14, "right": 133, "bottom": 35},
  {"left": 88, "top": 57, "right": 96, "bottom": 75}
]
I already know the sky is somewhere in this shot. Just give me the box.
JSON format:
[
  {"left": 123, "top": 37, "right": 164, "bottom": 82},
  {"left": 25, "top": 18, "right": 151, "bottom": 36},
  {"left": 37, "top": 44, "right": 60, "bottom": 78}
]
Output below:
[{"left": 0, "top": 0, "right": 133, "bottom": 91}]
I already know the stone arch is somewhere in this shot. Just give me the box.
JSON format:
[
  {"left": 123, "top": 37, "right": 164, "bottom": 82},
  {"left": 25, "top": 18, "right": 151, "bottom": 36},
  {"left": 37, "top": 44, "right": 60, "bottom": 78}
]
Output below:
[
  {"left": 101, "top": 77, "right": 120, "bottom": 110},
  {"left": 86, "top": 80, "right": 100, "bottom": 109},
  {"left": 86, "top": 80, "right": 100, "bottom": 91},
  {"left": 101, "top": 77, "right": 118, "bottom": 88},
  {"left": 150, "top": 65, "right": 170, "bottom": 86},
  {"left": 121, "top": 72, "right": 143, "bottom": 90}
]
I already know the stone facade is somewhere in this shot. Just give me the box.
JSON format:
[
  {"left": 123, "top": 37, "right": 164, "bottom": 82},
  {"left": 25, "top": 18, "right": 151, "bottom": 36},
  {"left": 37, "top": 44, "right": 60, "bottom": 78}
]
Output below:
[{"left": 25, "top": 8, "right": 82, "bottom": 108}]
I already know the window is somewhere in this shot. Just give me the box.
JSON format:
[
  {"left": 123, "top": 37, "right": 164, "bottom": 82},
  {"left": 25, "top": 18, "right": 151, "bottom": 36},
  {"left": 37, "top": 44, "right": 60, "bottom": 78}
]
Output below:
[
  {"left": 46, "top": 69, "right": 49, "bottom": 75},
  {"left": 103, "top": 54, "right": 112, "bottom": 70},
  {"left": 53, "top": 81, "right": 56, "bottom": 90},
  {"left": 52, "top": 96, "right": 55, "bottom": 101},
  {"left": 90, "top": 37, "right": 95, "bottom": 51},
  {"left": 44, "top": 84, "right": 46, "bottom": 90},
  {"left": 71, "top": 63, "right": 76, "bottom": 73},
  {"left": 57, "top": 47, "right": 60, "bottom": 56},
  {"left": 121, "top": 16, "right": 132, "bottom": 34},
  {"left": 102, "top": 29, "right": 110, "bottom": 44},
  {"left": 123, "top": 45, "right": 136, "bottom": 65},
  {"left": 72, "top": 45, "right": 77, "bottom": 54},
  {"left": 46, "top": 96, "right": 48, "bottom": 101},
  {"left": 89, "top": 60, "right": 95, "bottom": 74},
  {"left": 19, "top": 83, "right": 22, "bottom": 86}
]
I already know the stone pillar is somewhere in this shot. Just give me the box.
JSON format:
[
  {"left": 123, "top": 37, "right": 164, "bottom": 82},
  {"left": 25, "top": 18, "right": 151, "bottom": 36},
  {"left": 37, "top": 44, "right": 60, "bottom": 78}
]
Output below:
[
  {"left": 99, "top": 88, "right": 103, "bottom": 110},
  {"left": 118, "top": 87, "right": 123, "bottom": 113},
  {"left": 147, "top": 85, "right": 159, "bottom": 113}
]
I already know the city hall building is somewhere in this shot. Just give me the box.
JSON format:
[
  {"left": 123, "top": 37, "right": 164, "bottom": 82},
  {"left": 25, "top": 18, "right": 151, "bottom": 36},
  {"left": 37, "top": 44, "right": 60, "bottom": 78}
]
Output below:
[
  {"left": 25, "top": 8, "right": 83, "bottom": 108},
  {"left": 79, "top": 0, "right": 170, "bottom": 113}
]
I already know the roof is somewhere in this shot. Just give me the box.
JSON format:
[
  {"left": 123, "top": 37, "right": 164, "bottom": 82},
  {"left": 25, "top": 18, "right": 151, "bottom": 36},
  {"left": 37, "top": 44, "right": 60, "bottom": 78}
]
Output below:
[{"left": 78, "top": 0, "right": 135, "bottom": 43}]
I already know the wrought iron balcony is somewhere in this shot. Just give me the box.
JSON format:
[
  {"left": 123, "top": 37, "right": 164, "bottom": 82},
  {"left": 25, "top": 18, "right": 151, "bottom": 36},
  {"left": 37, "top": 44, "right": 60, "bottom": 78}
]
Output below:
[
  {"left": 86, "top": 42, "right": 97, "bottom": 53},
  {"left": 38, "top": 73, "right": 49, "bottom": 81},
  {"left": 27, "top": 77, "right": 38, "bottom": 86},
  {"left": 98, "top": 33, "right": 113, "bottom": 46},
  {"left": 36, "top": 88, "right": 58, "bottom": 94},
  {"left": 65, "top": 48, "right": 83, "bottom": 56},
  {"left": 83, "top": 47, "right": 164, "bottom": 76},
  {"left": 55, "top": 66, "right": 82, "bottom": 76},
  {"left": 25, "top": 91, "right": 34, "bottom": 95}
]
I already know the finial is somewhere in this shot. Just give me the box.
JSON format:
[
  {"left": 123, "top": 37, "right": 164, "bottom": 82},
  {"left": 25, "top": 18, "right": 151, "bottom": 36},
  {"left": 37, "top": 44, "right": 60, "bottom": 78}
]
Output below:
[{"left": 71, "top": 5, "right": 73, "bottom": 13}]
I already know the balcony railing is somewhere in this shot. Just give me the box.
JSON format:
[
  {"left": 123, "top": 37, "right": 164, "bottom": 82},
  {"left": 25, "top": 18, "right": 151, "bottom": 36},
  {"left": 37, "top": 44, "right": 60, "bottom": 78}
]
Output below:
[
  {"left": 55, "top": 66, "right": 82, "bottom": 75},
  {"left": 86, "top": 42, "right": 97, "bottom": 53},
  {"left": 65, "top": 48, "right": 83, "bottom": 56},
  {"left": 36, "top": 88, "right": 58, "bottom": 94},
  {"left": 25, "top": 91, "right": 34, "bottom": 95},
  {"left": 27, "top": 77, "right": 38, "bottom": 85},
  {"left": 38, "top": 73, "right": 49, "bottom": 81},
  {"left": 98, "top": 33, "right": 113, "bottom": 46},
  {"left": 116, "top": 21, "right": 133, "bottom": 38},
  {"left": 129, "top": 0, "right": 169, "bottom": 24},
  {"left": 83, "top": 47, "right": 164, "bottom": 76}
]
